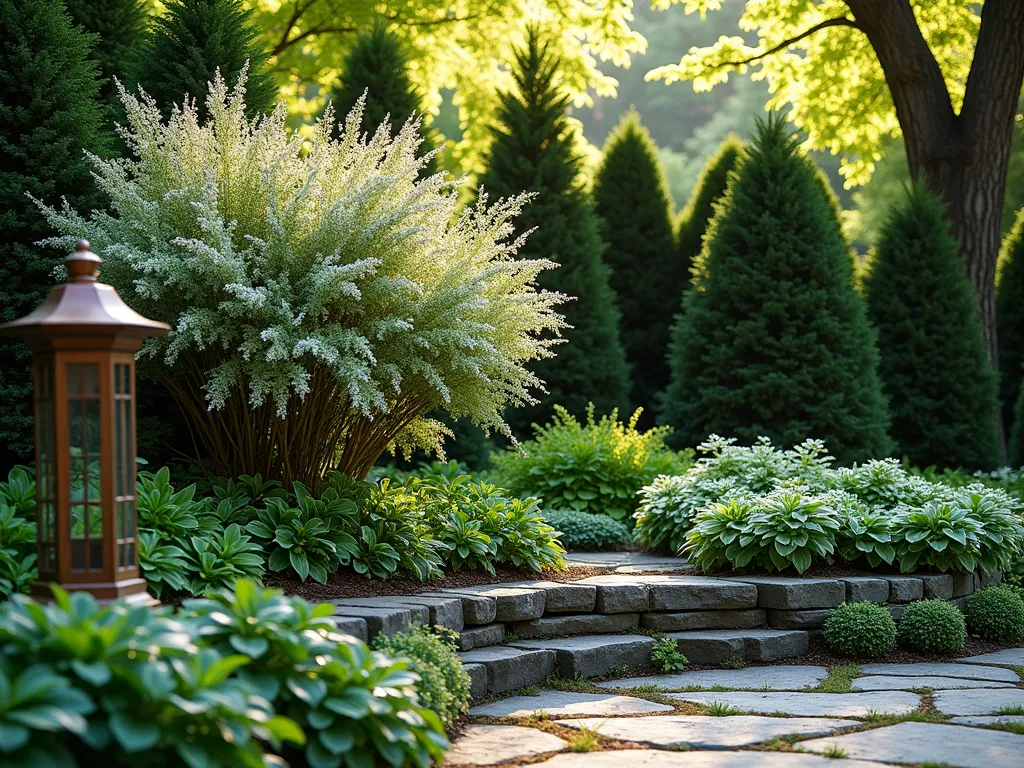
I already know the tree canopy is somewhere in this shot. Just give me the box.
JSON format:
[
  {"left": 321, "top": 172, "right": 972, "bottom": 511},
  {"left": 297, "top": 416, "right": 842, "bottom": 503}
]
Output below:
[
  {"left": 244, "top": 0, "right": 644, "bottom": 174},
  {"left": 647, "top": 0, "right": 991, "bottom": 187}
]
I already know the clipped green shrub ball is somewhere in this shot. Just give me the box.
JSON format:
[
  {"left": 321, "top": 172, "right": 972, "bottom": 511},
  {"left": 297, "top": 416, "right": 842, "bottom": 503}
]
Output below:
[
  {"left": 965, "top": 585, "right": 1024, "bottom": 641},
  {"left": 372, "top": 625, "right": 470, "bottom": 724},
  {"left": 822, "top": 601, "right": 897, "bottom": 658},
  {"left": 541, "top": 509, "right": 632, "bottom": 551},
  {"left": 897, "top": 599, "right": 967, "bottom": 653}
]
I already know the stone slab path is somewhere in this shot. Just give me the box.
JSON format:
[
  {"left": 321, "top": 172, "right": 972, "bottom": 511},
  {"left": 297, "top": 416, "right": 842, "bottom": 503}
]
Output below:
[
  {"left": 554, "top": 714, "right": 859, "bottom": 749},
  {"left": 667, "top": 690, "right": 920, "bottom": 717},
  {"left": 596, "top": 665, "right": 829, "bottom": 691},
  {"left": 470, "top": 690, "right": 674, "bottom": 718},
  {"left": 851, "top": 674, "right": 1016, "bottom": 690},
  {"left": 801, "top": 721, "right": 1024, "bottom": 768},
  {"left": 531, "top": 751, "right": 890, "bottom": 767},
  {"left": 447, "top": 644, "right": 1024, "bottom": 767}
]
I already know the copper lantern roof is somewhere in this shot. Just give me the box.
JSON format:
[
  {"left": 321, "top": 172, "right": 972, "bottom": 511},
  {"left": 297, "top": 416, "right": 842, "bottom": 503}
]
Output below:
[{"left": 0, "top": 241, "right": 170, "bottom": 344}]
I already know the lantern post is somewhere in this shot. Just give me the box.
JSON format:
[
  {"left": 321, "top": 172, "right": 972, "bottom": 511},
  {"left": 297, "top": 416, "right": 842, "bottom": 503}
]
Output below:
[{"left": 0, "top": 241, "right": 169, "bottom": 603}]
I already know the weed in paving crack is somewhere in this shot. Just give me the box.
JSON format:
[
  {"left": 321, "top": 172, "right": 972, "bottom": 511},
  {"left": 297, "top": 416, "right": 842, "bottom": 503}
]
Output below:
[
  {"left": 822, "top": 745, "right": 848, "bottom": 758},
  {"left": 568, "top": 725, "right": 602, "bottom": 753},
  {"left": 705, "top": 701, "right": 742, "bottom": 716},
  {"left": 807, "top": 664, "right": 861, "bottom": 693}
]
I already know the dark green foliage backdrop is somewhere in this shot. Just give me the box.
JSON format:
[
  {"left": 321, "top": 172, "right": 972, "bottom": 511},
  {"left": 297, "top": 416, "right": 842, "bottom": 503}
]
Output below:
[
  {"left": 864, "top": 186, "right": 1000, "bottom": 470},
  {"left": 593, "top": 111, "right": 677, "bottom": 425},
  {"left": 1011, "top": 385, "right": 1024, "bottom": 467},
  {"left": 132, "top": 0, "right": 277, "bottom": 120},
  {"left": 330, "top": 22, "right": 437, "bottom": 172},
  {"left": 998, "top": 208, "right": 1024, "bottom": 442},
  {"left": 675, "top": 134, "right": 743, "bottom": 284},
  {"left": 0, "top": 0, "right": 108, "bottom": 467},
  {"left": 476, "top": 31, "right": 629, "bottom": 435},
  {"left": 659, "top": 115, "right": 892, "bottom": 463},
  {"left": 64, "top": 0, "right": 148, "bottom": 107}
]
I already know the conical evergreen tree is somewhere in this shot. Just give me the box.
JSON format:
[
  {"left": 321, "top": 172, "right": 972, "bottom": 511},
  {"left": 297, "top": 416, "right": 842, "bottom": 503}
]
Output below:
[
  {"left": 1010, "top": 379, "right": 1024, "bottom": 467},
  {"left": 330, "top": 22, "right": 437, "bottom": 171},
  {"left": 659, "top": 115, "right": 892, "bottom": 463},
  {"left": 132, "top": 0, "right": 276, "bottom": 120},
  {"left": 997, "top": 208, "right": 1024, "bottom": 438},
  {"left": 64, "top": 0, "right": 148, "bottom": 106},
  {"left": 864, "top": 186, "right": 1000, "bottom": 470},
  {"left": 0, "top": 0, "right": 108, "bottom": 466},
  {"left": 675, "top": 135, "right": 743, "bottom": 282},
  {"left": 477, "top": 30, "right": 629, "bottom": 435},
  {"left": 593, "top": 110, "right": 677, "bottom": 426}
]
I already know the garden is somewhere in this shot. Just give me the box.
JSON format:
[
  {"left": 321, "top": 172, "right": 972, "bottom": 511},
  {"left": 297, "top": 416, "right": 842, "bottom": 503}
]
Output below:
[{"left": 2, "top": 0, "right": 1024, "bottom": 767}]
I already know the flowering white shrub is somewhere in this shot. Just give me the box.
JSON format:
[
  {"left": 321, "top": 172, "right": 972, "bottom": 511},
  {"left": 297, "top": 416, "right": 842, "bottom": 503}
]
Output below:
[{"left": 39, "top": 73, "right": 565, "bottom": 483}]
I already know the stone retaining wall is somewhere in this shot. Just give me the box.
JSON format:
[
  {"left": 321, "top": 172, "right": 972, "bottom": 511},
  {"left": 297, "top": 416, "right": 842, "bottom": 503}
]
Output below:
[{"left": 328, "top": 569, "right": 1002, "bottom": 697}]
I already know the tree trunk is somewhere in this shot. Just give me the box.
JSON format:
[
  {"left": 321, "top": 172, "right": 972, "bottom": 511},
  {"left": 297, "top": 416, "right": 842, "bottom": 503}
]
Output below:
[{"left": 847, "top": 0, "right": 1024, "bottom": 367}]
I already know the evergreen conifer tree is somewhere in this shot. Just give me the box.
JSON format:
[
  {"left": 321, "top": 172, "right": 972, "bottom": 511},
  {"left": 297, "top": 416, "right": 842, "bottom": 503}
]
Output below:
[
  {"left": 676, "top": 135, "right": 743, "bottom": 281},
  {"left": 330, "top": 22, "right": 437, "bottom": 171},
  {"left": 864, "top": 186, "right": 1000, "bottom": 470},
  {"left": 132, "top": 0, "right": 276, "bottom": 120},
  {"left": 64, "top": 0, "right": 148, "bottom": 106},
  {"left": 593, "top": 111, "right": 677, "bottom": 425},
  {"left": 997, "top": 208, "right": 1024, "bottom": 438},
  {"left": 0, "top": 0, "right": 108, "bottom": 465},
  {"left": 1010, "top": 381, "right": 1024, "bottom": 467},
  {"left": 477, "top": 30, "right": 629, "bottom": 435},
  {"left": 659, "top": 115, "right": 891, "bottom": 463}
]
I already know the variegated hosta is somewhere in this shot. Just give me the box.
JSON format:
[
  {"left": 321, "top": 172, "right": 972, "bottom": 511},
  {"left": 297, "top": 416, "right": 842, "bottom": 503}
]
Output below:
[{"left": 38, "top": 71, "right": 565, "bottom": 485}]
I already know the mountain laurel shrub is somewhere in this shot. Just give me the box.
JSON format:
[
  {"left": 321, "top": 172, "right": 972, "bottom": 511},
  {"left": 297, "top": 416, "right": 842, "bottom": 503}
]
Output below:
[
  {"left": 540, "top": 509, "right": 631, "bottom": 551},
  {"left": 634, "top": 435, "right": 1024, "bottom": 575},
  {"left": 823, "top": 602, "right": 897, "bottom": 658},
  {"left": 489, "top": 404, "right": 691, "bottom": 523},
  {"left": 964, "top": 585, "right": 1024, "bottom": 641},
  {"left": 896, "top": 599, "right": 967, "bottom": 653},
  {"left": 38, "top": 73, "right": 564, "bottom": 486}
]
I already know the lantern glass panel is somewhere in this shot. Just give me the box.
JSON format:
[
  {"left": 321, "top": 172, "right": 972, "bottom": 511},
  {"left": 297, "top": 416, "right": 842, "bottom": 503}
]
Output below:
[
  {"left": 68, "top": 363, "right": 103, "bottom": 573},
  {"left": 35, "top": 363, "right": 56, "bottom": 574},
  {"left": 114, "top": 362, "right": 136, "bottom": 569}
]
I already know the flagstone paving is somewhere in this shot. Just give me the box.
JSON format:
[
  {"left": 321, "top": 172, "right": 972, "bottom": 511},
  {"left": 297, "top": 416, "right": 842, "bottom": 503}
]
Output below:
[
  {"left": 448, "top": 645, "right": 1024, "bottom": 766},
  {"left": 932, "top": 686, "right": 1024, "bottom": 715},
  {"left": 956, "top": 648, "right": 1024, "bottom": 666},
  {"left": 553, "top": 715, "right": 859, "bottom": 749},
  {"left": 596, "top": 665, "right": 829, "bottom": 691},
  {"left": 667, "top": 690, "right": 920, "bottom": 717},
  {"left": 445, "top": 724, "right": 567, "bottom": 766},
  {"left": 530, "top": 751, "right": 890, "bottom": 767},
  {"left": 469, "top": 690, "right": 674, "bottom": 718},
  {"left": 851, "top": 674, "right": 1016, "bottom": 690},
  {"left": 858, "top": 661, "right": 1020, "bottom": 682},
  {"left": 951, "top": 714, "right": 1024, "bottom": 726},
  {"left": 800, "top": 721, "right": 1024, "bottom": 768}
]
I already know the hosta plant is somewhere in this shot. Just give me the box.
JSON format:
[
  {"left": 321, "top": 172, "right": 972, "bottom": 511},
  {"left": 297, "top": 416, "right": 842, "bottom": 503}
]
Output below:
[
  {"left": 683, "top": 499, "right": 755, "bottom": 571},
  {"left": 891, "top": 501, "right": 984, "bottom": 573},
  {"left": 38, "top": 72, "right": 564, "bottom": 486},
  {"left": 837, "top": 502, "right": 897, "bottom": 568},
  {"left": 739, "top": 493, "right": 841, "bottom": 573},
  {"left": 187, "top": 524, "right": 265, "bottom": 593},
  {"left": 246, "top": 485, "right": 360, "bottom": 583},
  {"left": 489, "top": 404, "right": 691, "bottom": 522},
  {"left": 183, "top": 581, "right": 449, "bottom": 768},
  {"left": 137, "top": 532, "right": 191, "bottom": 598}
]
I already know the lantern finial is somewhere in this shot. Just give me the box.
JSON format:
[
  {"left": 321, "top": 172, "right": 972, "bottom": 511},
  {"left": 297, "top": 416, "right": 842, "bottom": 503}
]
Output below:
[{"left": 65, "top": 240, "right": 101, "bottom": 283}]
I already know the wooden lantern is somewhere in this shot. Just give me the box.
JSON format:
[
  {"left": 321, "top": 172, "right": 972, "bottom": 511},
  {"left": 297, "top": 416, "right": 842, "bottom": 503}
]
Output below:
[{"left": 0, "top": 241, "right": 169, "bottom": 603}]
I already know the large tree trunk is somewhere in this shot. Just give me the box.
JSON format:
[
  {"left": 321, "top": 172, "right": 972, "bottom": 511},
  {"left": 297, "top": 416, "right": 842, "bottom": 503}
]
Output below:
[{"left": 847, "top": 0, "right": 1024, "bottom": 367}]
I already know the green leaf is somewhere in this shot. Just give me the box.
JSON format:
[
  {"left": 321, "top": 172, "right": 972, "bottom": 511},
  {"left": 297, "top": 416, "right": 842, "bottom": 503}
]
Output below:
[
  {"left": 70, "top": 660, "right": 111, "bottom": 687},
  {"left": 109, "top": 712, "right": 161, "bottom": 753},
  {"left": 230, "top": 635, "right": 269, "bottom": 658}
]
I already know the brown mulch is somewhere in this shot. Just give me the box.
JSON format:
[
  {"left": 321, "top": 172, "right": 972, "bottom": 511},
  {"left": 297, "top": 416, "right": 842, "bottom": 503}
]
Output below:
[{"left": 262, "top": 565, "right": 610, "bottom": 601}]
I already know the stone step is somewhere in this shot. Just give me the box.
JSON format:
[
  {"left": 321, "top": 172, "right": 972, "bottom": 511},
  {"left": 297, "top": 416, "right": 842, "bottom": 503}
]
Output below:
[
  {"left": 459, "top": 646, "right": 556, "bottom": 695},
  {"left": 458, "top": 624, "right": 506, "bottom": 651},
  {"left": 332, "top": 595, "right": 464, "bottom": 631},
  {"left": 509, "top": 612, "right": 639, "bottom": 640},
  {"left": 579, "top": 574, "right": 758, "bottom": 613},
  {"left": 508, "top": 634, "right": 656, "bottom": 679},
  {"left": 668, "top": 628, "right": 809, "bottom": 665},
  {"left": 331, "top": 604, "right": 415, "bottom": 639},
  {"left": 641, "top": 609, "right": 766, "bottom": 632}
]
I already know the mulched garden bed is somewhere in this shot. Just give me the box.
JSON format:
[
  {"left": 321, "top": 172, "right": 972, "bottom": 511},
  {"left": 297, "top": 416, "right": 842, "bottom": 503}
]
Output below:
[{"left": 263, "top": 564, "right": 610, "bottom": 601}]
